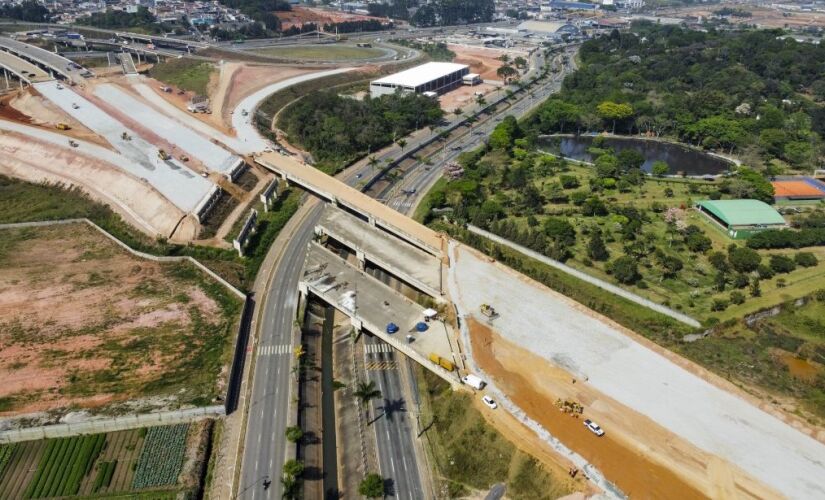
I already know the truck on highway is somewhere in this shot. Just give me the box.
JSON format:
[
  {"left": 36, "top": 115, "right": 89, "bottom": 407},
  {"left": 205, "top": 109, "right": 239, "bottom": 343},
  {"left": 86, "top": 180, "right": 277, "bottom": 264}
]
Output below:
[{"left": 461, "top": 374, "right": 486, "bottom": 390}]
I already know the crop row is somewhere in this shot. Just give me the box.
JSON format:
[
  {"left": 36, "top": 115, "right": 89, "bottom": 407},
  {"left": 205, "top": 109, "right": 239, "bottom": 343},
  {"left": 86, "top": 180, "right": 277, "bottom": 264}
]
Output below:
[
  {"left": 131, "top": 424, "right": 189, "bottom": 490},
  {"left": 92, "top": 460, "right": 117, "bottom": 493},
  {"left": 23, "top": 433, "right": 106, "bottom": 499},
  {"left": 0, "top": 444, "right": 16, "bottom": 482}
]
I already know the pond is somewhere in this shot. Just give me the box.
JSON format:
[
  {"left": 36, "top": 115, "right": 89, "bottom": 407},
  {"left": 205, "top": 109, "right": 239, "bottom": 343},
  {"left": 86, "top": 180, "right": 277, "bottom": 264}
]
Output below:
[{"left": 538, "top": 135, "right": 734, "bottom": 176}]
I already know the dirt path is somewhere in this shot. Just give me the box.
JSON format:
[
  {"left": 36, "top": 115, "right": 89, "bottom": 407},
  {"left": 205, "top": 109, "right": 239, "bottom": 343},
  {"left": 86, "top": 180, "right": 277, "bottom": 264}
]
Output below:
[{"left": 467, "top": 317, "right": 777, "bottom": 499}]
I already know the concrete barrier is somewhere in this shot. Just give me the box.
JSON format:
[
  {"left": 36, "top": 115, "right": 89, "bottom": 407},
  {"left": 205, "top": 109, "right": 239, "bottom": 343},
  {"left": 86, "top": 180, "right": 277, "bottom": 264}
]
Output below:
[{"left": 0, "top": 406, "right": 224, "bottom": 444}]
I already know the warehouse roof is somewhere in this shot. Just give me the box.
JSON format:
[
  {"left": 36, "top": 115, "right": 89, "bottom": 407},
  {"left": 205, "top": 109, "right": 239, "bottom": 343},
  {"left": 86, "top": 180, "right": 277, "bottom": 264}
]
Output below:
[
  {"left": 696, "top": 200, "right": 786, "bottom": 227},
  {"left": 372, "top": 62, "right": 469, "bottom": 88}
]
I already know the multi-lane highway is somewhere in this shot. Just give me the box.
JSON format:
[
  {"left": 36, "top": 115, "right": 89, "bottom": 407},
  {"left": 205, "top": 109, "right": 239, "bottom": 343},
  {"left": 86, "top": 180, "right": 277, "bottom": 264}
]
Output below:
[{"left": 238, "top": 44, "right": 577, "bottom": 499}]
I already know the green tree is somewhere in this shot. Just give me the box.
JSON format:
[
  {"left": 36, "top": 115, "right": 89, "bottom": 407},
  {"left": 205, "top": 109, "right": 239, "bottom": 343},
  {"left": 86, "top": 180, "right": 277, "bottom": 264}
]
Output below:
[
  {"left": 728, "top": 247, "right": 761, "bottom": 273},
  {"left": 353, "top": 380, "right": 381, "bottom": 406},
  {"left": 496, "top": 64, "right": 518, "bottom": 83},
  {"left": 285, "top": 426, "right": 303, "bottom": 443},
  {"left": 610, "top": 255, "right": 641, "bottom": 284},
  {"left": 587, "top": 230, "right": 610, "bottom": 261},
  {"left": 489, "top": 115, "right": 522, "bottom": 151},
  {"left": 651, "top": 160, "right": 669, "bottom": 177},
  {"left": 513, "top": 56, "right": 528, "bottom": 69},
  {"left": 595, "top": 154, "right": 619, "bottom": 178},
  {"left": 359, "top": 473, "right": 385, "bottom": 498},
  {"left": 283, "top": 459, "right": 304, "bottom": 478},
  {"left": 596, "top": 101, "right": 634, "bottom": 134}
]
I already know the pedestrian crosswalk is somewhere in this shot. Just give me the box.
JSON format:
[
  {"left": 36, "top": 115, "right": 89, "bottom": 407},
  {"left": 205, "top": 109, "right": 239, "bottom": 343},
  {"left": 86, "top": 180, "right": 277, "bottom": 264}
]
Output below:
[
  {"left": 365, "top": 343, "right": 394, "bottom": 354},
  {"left": 366, "top": 360, "right": 398, "bottom": 371},
  {"left": 257, "top": 344, "right": 291, "bottom": 356}
]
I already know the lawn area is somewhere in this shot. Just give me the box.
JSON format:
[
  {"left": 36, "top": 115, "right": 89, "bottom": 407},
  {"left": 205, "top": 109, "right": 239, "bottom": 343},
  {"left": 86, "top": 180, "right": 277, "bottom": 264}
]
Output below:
[
  {"left": 0, "top": 422, "right": 211, "bottom": 498},
  {"left": 147, "top": 58, "right": 214, "bottom": 95},
  {"left": 0, "top": 223, "right": 242, "bottom": 416},
  {"left": 415, "top": 367, "right": 575, "bottom": 498},
  {"left": 251, "top": 44, "right": 385, "bottom": 61}
]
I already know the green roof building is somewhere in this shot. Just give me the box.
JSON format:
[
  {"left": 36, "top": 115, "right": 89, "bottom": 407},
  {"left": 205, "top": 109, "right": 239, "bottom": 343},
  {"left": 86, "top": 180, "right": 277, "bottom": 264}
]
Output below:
[{"left": 696, "top": 199, "right": 787, "bottom": 239}]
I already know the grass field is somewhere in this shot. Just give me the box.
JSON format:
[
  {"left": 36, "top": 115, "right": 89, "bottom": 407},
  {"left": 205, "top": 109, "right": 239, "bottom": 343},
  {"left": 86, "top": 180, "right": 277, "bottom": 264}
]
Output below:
[
  {"left": 0, "top": 223, "right": 241, "bottom": 415},
  {"left": 251, "top": 44, "right": 385, "bottom": 61},
  {"left": 147, "top": 59, "right": 213, "bottom": 95},
  {"left": 0, "top": 424, "right": 202, "bottom": 499},
  {"left": 416, "top": 367, "right": 574, "bottom": 498}
]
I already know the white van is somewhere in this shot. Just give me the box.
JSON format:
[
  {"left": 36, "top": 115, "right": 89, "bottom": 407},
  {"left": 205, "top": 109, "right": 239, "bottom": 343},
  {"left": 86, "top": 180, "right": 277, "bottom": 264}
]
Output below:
[{"left": 461, "top": 374, "right": 486, "bottom": 390}]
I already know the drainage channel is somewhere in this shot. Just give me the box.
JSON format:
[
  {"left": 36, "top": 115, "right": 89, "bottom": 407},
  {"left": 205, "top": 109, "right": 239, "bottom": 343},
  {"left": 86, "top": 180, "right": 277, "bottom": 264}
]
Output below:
[{"left": 321, "top": 304, "right": 340, "bottom": 500}]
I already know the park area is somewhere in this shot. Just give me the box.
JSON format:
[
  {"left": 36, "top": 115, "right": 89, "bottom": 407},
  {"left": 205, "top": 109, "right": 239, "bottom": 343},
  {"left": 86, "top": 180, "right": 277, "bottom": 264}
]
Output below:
[
  {"left": 0, "top": 222, "right": 242, "bottom": 416},
  {"left": 0, "top": 421, "right": 211, "bottom": 498},
  {"left": 251, "top": 44, "right": 386, "bottom": 61}
]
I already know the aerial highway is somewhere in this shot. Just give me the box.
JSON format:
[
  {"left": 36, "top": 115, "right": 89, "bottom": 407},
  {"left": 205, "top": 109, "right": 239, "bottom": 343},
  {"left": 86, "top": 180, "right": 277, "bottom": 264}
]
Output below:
[{"left": 238, "top": 44, "right": 577, "bottom": 499}]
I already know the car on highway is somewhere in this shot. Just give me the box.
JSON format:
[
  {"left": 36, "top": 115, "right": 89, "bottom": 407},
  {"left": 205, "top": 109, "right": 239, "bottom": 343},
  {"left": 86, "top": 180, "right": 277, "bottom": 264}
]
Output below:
[
  {"left": 584, "top": 419, "right": 605, "bottom": 436},
  {"left": 482, "top": 395, "right": 497, "bottom": 409}
]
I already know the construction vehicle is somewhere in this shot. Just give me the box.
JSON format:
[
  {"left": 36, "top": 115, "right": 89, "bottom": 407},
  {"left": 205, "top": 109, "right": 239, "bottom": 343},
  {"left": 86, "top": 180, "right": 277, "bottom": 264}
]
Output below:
[
  {"left": 461, "top": 374, "right": 486, "bottom": 390},
  {"left": 480, "top": 304, "right": 497, "bottom": 318},
  {"left": 157, "top": 149, "right": 170, "bottom": 161},
  {"left": 55, "top": 122, "right": 71, "bottom": 131},
  {"left": 159, "top": 85, "right": 172, "bottom": 93},
  {"left": 68, "top": 139, "right": 78, "bottom": 148},
  {"left": 121, "top": 131, "right": 131, "bottom": 141},
  {"left": 179, "top": 154, "right": 189, "bottom": 162}
]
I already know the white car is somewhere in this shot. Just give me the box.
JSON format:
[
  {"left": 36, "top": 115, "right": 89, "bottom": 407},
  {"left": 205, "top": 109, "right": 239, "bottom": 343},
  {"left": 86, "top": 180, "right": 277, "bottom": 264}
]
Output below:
[
  {"left": 584, "top": 419, "right": 605, "bottom": 436},
  {"left": 482, "top": 395, "right": 497, "bottom": 409}
]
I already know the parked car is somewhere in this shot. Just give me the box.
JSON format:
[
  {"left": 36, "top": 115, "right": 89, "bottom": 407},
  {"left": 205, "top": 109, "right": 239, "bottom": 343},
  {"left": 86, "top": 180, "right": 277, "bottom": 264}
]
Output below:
[
  {"left": 482, "top": 395, "right": 497, "bottom": 409},
  {"left": 584, "top": 419, "right": 605, "bottom": 436}
]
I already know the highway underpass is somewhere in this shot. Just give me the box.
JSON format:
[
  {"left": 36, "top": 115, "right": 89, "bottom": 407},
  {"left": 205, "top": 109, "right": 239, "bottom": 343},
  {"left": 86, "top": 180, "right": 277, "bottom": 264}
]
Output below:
[
  {"left": 315, "top": 204, "right": 444, "bottom": 299},
  {"left": 255, "top": 151, "right": 447, "bottom": 258},
  {"left": 300, "top": 242, "right": 461, "bottom": 385}
]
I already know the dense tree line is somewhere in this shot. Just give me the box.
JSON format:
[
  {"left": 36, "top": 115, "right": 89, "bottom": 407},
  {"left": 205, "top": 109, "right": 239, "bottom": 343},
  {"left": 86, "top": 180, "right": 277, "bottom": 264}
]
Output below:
[
  {"left": 278, "top": 91, "right": 443, "bottom": 172},
  {"left": 323, "top": 19, "right": 389, "bottom": 34},
  {"left": 748, "top": 228, "right": 825, "bottom": 250},
  {"left": 79, "top": 7, "right": 158, "bottom": 30},
  {"left": 531, "top": 24, "right": 825, "bottom": 169},
  {"left": 392, "top": 40, "right": 455, "bottom": 61},
  {"left": 410, "top": 0, "right": 495, "bottom": 27},
  {"left": 217, "top": 0, "right": 290, "bottom": 31},
  {"left": 0, "top": 0, "right": 50, "bottom": 22}
]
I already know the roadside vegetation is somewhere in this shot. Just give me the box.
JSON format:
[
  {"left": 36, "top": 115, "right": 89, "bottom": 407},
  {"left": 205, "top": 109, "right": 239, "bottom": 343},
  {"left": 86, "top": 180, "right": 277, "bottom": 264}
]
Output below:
[
  {"left": 533, "top": 23, "right": 825, "bottom": 171},
  {"left": 392, "top": 39, "right": 456, "bottom": 61},
  {"left": 148, "top": 58, "right": 214, "bottom": 95},
  {"left": 278, "top": 91, "right": 443, "bottom": 174},
  {"left": 415, "top": 367, "right": 576, "bottom": 498},
  {"left": 0, "top": 423, "right": 209, "bottom": 498},
  {"left": 0, "top": 175, "right": 296, "bottom": 291}
]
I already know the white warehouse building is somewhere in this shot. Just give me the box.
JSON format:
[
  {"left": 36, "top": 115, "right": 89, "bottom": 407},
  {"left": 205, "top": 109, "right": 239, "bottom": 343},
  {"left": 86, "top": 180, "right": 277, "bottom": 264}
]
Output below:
[{"left": 370, "top": 62, "right": 470, "bottom": 98}]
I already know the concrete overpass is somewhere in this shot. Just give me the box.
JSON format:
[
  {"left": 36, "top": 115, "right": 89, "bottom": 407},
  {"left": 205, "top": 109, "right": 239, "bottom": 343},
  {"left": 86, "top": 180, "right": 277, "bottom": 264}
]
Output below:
[
  {"left": 0, "top": 36, "right": 87, "bottom": 82},
  {"left": 114, "top": 32, "right": 207, "bottom": 50},
  {"left": 255, "top": 151, "right": 447, "bottom": 259},
  {"left": 0, "top": 49, "right": 52, "bottom": 86},
  {"left": 299, "top": 241, "right": 460, "bottom": 385}
]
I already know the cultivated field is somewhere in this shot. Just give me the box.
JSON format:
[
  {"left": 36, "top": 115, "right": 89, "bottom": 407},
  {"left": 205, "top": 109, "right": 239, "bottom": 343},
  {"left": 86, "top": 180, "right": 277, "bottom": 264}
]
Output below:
[
  {"left": 0, "top": 422, "right": 209, "bottom": 498},
  {"left": 0, "top": 223, "right": 242, "bottom": 417}
]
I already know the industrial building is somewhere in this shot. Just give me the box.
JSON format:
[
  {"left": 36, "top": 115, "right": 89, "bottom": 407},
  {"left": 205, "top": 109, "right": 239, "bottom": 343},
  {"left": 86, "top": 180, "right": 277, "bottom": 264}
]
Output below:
[
  {"left": 370, "top": 62, "right": 469, "bottom": 98},
  {"left": 695, "top": 199, "right": 787, "bottom": 239}
]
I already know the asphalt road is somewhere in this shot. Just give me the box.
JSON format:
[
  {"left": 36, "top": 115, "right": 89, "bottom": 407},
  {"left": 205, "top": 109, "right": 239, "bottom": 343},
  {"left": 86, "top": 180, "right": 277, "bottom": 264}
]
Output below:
[
  {"left": 239, "top": 203, "right": 322, "bottom": 500},
  {"left": 239, "top": 45, "right": 577, "bottom": 499}
]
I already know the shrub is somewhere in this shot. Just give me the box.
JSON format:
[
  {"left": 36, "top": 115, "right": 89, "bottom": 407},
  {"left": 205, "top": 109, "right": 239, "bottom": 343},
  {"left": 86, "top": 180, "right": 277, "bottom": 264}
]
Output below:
[
  {"left": 283, "top": 459, "right": 304, "bottom": 478},
  {"left": 728, "top": 247, "right": 761, "bottom": 273},
  {"left": 609, "top": 255, "right": 641, "bottom": 284},
  {"left": 711, "top": 298, "right": 729, "bottom": 311},
  {"left": 285, "top": 426, "right": 303, "bottom": 443},
  {"left": 559, "top": 175, "right": 579, "bottom": 189},
  {"left": 769, "top": 254, "right": 796, "bottom": 274},
  {"left": 795, "top": 252, "right": 818, "bottom": 267},
  {"left": 729, "top": 291, "right": 745, "bottom": 305},
  {"left": 359, "top": 473, "right": 385, "bottom": 498}
]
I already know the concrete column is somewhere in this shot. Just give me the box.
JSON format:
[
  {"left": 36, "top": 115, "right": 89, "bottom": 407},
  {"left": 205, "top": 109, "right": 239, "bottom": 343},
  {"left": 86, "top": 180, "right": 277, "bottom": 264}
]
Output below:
[
  {"left": 355, "top": 249, "right": 365, "bottom": 271},
  {"left": 368, "top": 215, "right": 376, "bottom": 227}
]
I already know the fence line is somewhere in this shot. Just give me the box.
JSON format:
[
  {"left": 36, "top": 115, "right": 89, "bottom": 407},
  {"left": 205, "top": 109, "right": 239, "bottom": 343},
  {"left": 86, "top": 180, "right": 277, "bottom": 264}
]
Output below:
[
  {"left": 467, "top": 224, "right": 701, "bottom": 328},
  {"left": 0, "top": 218, "right": 245, "bottom": 299},
  {"left": 0, "top": 406, "right": 225, "bottom": 444}
]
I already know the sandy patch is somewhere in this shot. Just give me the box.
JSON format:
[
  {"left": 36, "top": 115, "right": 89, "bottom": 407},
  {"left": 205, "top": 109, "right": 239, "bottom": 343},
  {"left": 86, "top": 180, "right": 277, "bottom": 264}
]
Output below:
[
  {"left": 438, "top": 82, "right": 499, "bottom": 113},
  {"left": 449, "top": 44, "right": 527, "bottom": 81}
]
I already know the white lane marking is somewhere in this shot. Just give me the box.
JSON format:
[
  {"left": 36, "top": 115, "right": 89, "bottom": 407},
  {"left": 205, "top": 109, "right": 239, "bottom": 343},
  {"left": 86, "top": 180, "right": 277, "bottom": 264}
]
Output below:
[{"left": 258, "top": 344, "right": 291, "bottom": 355}]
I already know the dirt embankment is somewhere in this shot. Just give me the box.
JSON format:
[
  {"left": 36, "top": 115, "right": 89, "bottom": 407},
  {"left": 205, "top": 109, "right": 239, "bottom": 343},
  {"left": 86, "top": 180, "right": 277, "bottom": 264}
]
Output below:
[{"left": 467, "top": 317, "right": 779, "bottom": 500}]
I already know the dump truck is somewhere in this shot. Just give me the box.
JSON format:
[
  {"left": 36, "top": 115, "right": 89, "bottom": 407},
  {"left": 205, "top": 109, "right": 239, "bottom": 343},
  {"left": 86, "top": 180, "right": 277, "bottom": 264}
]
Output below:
[
  {"left": 55, "top": 123, "right": 71, "bottom": 131},
  {"left": 157, "top": 149, "right": 170, "bottom": 161},
  {"left": 480, "top": 304, "right": 496, "bottom": 318},
  {"left": 461, "top": 374, "right": 486, "bottom": 390}
]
